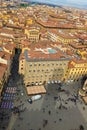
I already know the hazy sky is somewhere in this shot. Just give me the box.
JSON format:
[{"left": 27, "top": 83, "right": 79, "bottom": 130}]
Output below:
[
  {"left": 27, "top": 0, "right": 87, "bottom": 9},
  {"left": 67, "top": 0, "right": 87, "bottom": 4}
]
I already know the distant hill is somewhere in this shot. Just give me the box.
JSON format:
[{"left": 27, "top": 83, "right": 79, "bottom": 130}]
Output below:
[{"left": 22, "top": 0, "right": 87, "bottom": 10}]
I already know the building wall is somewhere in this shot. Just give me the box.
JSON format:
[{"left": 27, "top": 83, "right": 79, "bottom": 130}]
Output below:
[
  {"left": 19, "top": 59, "right": 69, "bottom": 86},
  {"left": 67, "top": 63, "right": 87, "bottom": 82},
  {"left": 0, "top": 68, "right": 7, "bottom": 99},
  {"left": 57, "top": 36, "right": 75, "bottom": 43},
  {"left": 24, "top": 29, "right": 40, "bottom": 42},
  {"left": 7, "top": 60, "right": 12, "bottom": 77},
  {"left": 47, "top": 32, "right": 58, "bottom": 42},
  {"left": 3, "top": 47, "right": 15, "bottom": 56},
  {"left": 47, "top": 31, "right": 76, "bottom": 43},
  {"left": 19, "top": 59, "right": 25, "bottom": 75}
]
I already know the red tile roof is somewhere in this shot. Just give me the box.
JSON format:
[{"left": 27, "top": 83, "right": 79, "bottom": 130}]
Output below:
[
  {"left": 48, "top": 29, "right": 76, "bottom": 39},
  {"left": 3, "top": 43, "right": 16, "bottom": 51},
  {"left": 36, "top": 18, "right": 76, "bottom": 29},
  {"left": 0, "top": 51, "right": 11, "bottom": 60},
  {"left": 20, "top": 41, "right": 70, "bottom": 61}
]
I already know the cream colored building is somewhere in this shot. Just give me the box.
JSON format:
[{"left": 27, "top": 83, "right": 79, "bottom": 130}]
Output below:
[
  {"left": 0, "top": 50, "right": 12, "bottom": 80},
  {"left": 67, "top": 59, "right": 87, "bottom": 82},
  {"left": 47, "top": 29, "right": 77, "bottom": 43},
  {"left": 19, "top": 45, "right": 70, "bottom": 86},
  {"left": 0, "top": 64, "right": 7, "bottom": 101},
  {"left": 26, "top": 18, "right": 33, "bottom": 26},
  {"left": 24, "top": 27, "right": 40, "bottom": 42}
]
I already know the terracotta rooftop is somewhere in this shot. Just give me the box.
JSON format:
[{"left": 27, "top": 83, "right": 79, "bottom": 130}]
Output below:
[
  {"left": 68, "top": 62, "right": 74, "bottom": 68},
  {"left": 72, "top": 57, "right": 87, "bottom": 64},
  {"left": 48, "top": 29, "right": 76, "bottom": 39},
  {"left": 49, "top": 13, "right": 67, "bottom": 19},
  {"left": 23, "top": 42, "right": 69, "bottom": 61},
  {"left": 69, "top": 43, "right": 87, "bottom": 49},
  {"left": 0, "top": 63, "right": 7, "bottom": 69},
  {"left": 0, "top": 51, "right": 11, "bottom": 60},
  {"left": 26, "top": 85, "right": 46, "bottom": 95},
  {"left": 21, "top": 40, "right": 32, "bottom": 48},
  {"left": 3, "top": 43, "right": 16, "bottom": 51},
  {"left": 0, "top": 28, "right": 15, "bottom": 35},
  {"left": 0, "top": 28, "right": 25, "bottom": 38},
  {"left": 66, "top": 49, "right": 74, "bottom": 56},
  {"left": 36, "top": 18, "right": 76, "bottom": 29},
  {"left": 6, "top": 24, "right": 23, "bottom": 30},
  {"left": 75, "top": 33, "right": 87, "bottom": 40},
  {"left": 0, "top": 34, "right": 14, "bottom": 39}
]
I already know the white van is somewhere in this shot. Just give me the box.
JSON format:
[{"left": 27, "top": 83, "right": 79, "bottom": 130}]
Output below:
[
  {"left": 31, "top": 94, "right": 42, "bottom": 101},
  {"left": 27, "top": 94, "right": 42, "bottom": 104}
]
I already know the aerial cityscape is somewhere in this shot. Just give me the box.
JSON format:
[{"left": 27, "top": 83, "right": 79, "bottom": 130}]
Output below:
[{"left": 0, "top": 0, "right": 87, "bottom": 130}]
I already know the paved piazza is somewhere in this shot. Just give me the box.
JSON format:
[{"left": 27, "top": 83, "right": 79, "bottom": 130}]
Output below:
[{"left": 1, "top": 82, "right": 87, "bottom": 130}]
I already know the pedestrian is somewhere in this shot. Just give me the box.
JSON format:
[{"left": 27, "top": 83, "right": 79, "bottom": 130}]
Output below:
[
  {"left": 79, "top": 125, "right": 84, "bottom": 130},
  {"left": 45, "top": 120, "right": 48, "bottom": 125},
  {"left": 48, "top": 110, "right": 51, "bottom": 115},
  {"left": 59, "top": 118, "right": 62, "bottom": 121}
]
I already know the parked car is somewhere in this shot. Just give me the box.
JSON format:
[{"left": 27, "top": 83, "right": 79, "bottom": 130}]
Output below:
[{"left": 27, "top": 94, "right": 42, "bottom": 104}]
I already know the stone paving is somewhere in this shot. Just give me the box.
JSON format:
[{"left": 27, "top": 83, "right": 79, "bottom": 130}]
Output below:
[{"left": 2, "top": 83, "right": 87, "bottom": 130}]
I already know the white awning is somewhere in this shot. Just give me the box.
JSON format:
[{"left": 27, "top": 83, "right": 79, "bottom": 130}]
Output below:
[{"left": 26, "top": 85, "right": 46, "bottom": 95}]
